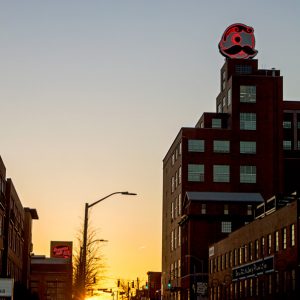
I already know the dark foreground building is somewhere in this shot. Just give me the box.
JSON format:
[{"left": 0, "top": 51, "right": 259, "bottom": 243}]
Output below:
[
  {"left": 0, "top": 156, "right": 38, "bottom": 299},
  {"left": 208, "top": 194, "right": 300, "bottom": 299},
  {"left": 161, "top": 24, "right": 300, "bottom": 300},
  {"left": 30, "top": 254, "right": 72, "bottom": 300}
]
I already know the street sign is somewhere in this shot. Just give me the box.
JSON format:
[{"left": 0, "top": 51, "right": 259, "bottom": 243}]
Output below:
[
  {"left": 197, "top": 282, "right": 207, "bottom": 295},
  {"left": 0, "top": 278, "right": 14, "bottom": 297}
]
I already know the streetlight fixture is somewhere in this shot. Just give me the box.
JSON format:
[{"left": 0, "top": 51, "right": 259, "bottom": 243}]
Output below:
[{"left": 81, "top": 191, "right": 137, "bottom": 299}]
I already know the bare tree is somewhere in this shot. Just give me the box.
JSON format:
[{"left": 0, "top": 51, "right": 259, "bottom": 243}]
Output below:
[{"left": 73, "top": 222, "right": 107, "bottom": 299}]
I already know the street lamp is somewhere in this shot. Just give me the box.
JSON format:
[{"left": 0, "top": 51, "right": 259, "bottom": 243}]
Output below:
[{"left": 81, "top": 191, "right": 137, "bottom": 299}]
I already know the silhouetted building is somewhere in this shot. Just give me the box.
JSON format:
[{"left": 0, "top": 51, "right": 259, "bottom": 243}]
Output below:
[
  {"left": 162, "top": 26, "right": 300, "bottom": 300},
  {"left": 208, "top": 194, "right": 300, "bottom": 299},
  {"left": 0, "top": 156, "right": 38, "bottom": 299},
  {"left": 30, "top": 253, "right": 72, "bottom": 300},
  {"left": 147, "top": 271, "right": 161, "bottom": 300}
]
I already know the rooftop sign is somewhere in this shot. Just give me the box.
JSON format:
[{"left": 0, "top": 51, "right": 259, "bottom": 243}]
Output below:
[{"left": 219, "top": 23, "right": 258, "bottom": 59}]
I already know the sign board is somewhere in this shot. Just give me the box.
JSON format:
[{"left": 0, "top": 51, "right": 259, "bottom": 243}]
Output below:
[
  {"left": 50, "top": 241, "right": 73, "bottom": 259},
  {"left": 232, "top": 256, "right": 274, "bottom": 281},
  {"left": 197, "top": 282, "right": 207, "bottom": 295},
  {"left": 0, "top": 278, "right": 14, "bottom": 297},
  {"left": 219, "top": 23, "right": 258, "bottom": 59}
]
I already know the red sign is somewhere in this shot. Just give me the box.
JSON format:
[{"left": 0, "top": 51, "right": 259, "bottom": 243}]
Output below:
[
  {"left": 219, "top": 23, "right": 258, "bottom": 59},
  {"left": 50, "top": 241, "right": 72, "bottom": 259}
]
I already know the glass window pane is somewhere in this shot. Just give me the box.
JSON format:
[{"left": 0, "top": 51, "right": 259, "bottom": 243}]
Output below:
[
  {"left": 240, "top": 113, "right": 256, "bottom": 130},
  {"left": 240, "top": 85, "right": 256, "bottom": 103},
  {"left": 188, "top": 164, "right": 204, "bottom": 182},
  {"left": 240, "top": 141, "right": 256, "bottom": 154},
  {"left": 213, "top": 165, "right": 230, "bottom": 182},
  {"left": 188, "top": 140, "right": 205, "bottom": 152},
  {"left": 214, "top": 140, "right": 230, "bottom": 153},
  {"left": 240, "top": 166, "right": 256, "bottom": 183},
  {"left": 212, "top": 118, "right": 222, "bottom": 128}
]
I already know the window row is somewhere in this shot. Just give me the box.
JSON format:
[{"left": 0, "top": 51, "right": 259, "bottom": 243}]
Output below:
[
  {"left": 170, "top": 226, "right": 181, "bottom": 251},
  {"left": 171, "top": 166, "right": 182, "bottom": 193},
  {"left": 188, "top": 139, "right": 256, "bottom": 154},
  {"left": 283, "top": 140, "right": 300, "bottom": 150},
  {"left": 188, "top": 164, "right": 257, "bottom": 183},
  {"left": 171, "top": 142, "right": 182, "bottom": 166},
  {"left": 210, "top": 271, "right": 296, "bottom": 300},
  {"left": 170, "top": 259, "right": 181, "bottom": 280},
  {"left": 210, "top": 224, "right": 295, "bottom": 273},
  {"left": 171, "top": 194, "right": 182, "bottom": 220}
]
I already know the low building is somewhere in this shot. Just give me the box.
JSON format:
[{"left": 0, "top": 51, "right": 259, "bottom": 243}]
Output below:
[
  {"left": 147, "top": 272, "right": 161, "bottom": 300},
  {"left": 208, "top": 195, "right": 300, "bottom": 299},
  {"left": 30, "top": 253, "right": 72, "bottom": 300}
]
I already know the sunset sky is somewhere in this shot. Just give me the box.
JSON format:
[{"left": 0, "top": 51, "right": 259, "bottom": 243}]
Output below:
[{"left": 1, "top": 0, "right": 300, "bottom": 292}]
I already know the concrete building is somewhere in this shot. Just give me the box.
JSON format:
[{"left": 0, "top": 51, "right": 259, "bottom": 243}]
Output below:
[
  {"left": 208, "top": 194, "right": 299, "bottom": 299},
  {"left": 162, "top": 25, "right": 300, "bottom": 300}
]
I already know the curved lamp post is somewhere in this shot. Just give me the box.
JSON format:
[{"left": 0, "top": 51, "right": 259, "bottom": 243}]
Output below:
[{"left": 81, "top": 191, "right": 137, "bottom": 299}]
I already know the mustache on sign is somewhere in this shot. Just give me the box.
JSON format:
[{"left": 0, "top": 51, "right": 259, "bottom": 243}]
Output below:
[{"left": 223, "top": 45, "right": 257, "bottom": 56}]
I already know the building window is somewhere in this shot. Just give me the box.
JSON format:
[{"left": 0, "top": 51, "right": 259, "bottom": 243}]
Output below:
[
  {"left": 188, "top": 140, "right": 205, "bottom": 152},
  {"left": 240, "top": 141, "right": 256, "bottom": 154},
  {"left": 255, "top": 240, "right": 259, "bottom": 259},
  {"left": 171, "top": 177, "right": 175, "bottom": 193},
  {"left": 240, "top": 85, "right": 256, "bottom": 103},
  {"left": 171, "top": 231, "right": 174, "bottom": 251},
  {"left": 283, "top": 140, "right": 292, "bottom": 150},
  {"left": 236, "top": 64, "right": 252, "bottom": 74},
  {"left": 213, "top": 140, "right": 230, "bottom": 153},
  {"left": 213, "top": 165, "right": 230, "bottom": 182},
  {"left": 172, "top": 153, "right": 175, "bottom": 165},
  {"left": 240, "top": 113, "right": 256, "bottom": 130},
  {"left": 178, "top": 166, "right": 182, "bottom": 185},
  {"left": 283, "top": 121, "right": 292, "bottom": 128},
  {"left": 247, "top": 205, "right": 252, "bottom": 215},
  {"left": 217, "top": 103, "right": 222, "bottom": 113},
  {"left": 222, "top": 97, "right": 226, "bottom": 108},
  {"left": 282, "top": 227, "right": 287, "bottom": 250},
  {"left": 188, "top": 164, "right": 204, "bottom": 182},
  {"left": 267, "top": 234, "right": 272, "bottom": 254},
  {"left": 171, "top": 202, "right": 174, "bottom": 220},
  {"left": 221, "top": 221, "right": 232, "bottom": 233},
  {"left": 227, "top": 88, "right": 232, "bottom": 106},
  {"left": 201, "top": 203, "right": 206, "bottom": 214},
  {"left": 290, "top": 224, "right": 295, "bottom": 246},
  {"left": 212, "top": 118, "right": 222, "bottom": 128},
  {"left": 179, "top": 142, "right": 182, "bottom": 155},
  {"left": 178, "top": 226, "right": 181, "bottom": 247},
  {"left": 274, "top": 231, "right": 279, "bottom": 252},
  {"left": 240, "top": 165, "right": 256, "bottom": 183},
  {"left": 261, "top": 237, "right": 265, "bottom": 257},
  {"left": 224, "top": 204, "right": 229, "bottom": 215},
  {"left": 178, "top": 194, "right": 182, "bottom": 215}
]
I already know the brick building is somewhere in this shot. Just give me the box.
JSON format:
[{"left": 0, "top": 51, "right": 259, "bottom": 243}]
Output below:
[
  {"left": 208, "top": 195, "right": 299, "bottom": 299},
  {"left": 0, "top": 157, "right": 39, "bottom": 299},
  {"left": 162, "top": 25, "right": 300, "bottom": 300},
  {"left": 30, "top": 254, "right": 72, "bottom": 300}
]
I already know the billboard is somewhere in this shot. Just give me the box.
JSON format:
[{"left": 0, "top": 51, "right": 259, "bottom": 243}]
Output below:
[{"left": 50, "top": 241, "right": 73, "bottom": 259}]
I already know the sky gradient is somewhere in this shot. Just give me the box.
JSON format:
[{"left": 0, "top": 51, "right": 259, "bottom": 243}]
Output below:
[{"left": 1, "top": 0, "right": 300, "bottom": 290}]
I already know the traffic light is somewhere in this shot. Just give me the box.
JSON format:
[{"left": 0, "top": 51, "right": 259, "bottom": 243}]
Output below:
[
  {"left": 117, "top": 279, "right": 120, "bottom": 287},
  {"left": 168, "top": 280, "right": 171, "bottom": 289},
  {"left": 145, "top": 282, "right": 148, "bottom": 289}
]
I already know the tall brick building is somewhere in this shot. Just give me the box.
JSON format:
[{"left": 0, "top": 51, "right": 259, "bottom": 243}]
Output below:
[{"left": 162, "top": 25, "right": 300, "bottom": 300}]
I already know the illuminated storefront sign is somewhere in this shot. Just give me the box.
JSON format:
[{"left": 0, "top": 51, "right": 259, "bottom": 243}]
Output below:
[
  {"left": 219, "top": 23, "right": 258, "bottom": 59},
  {"left": 232, "top": 256, "right": 274, "bottom": 281},
  {"left": 50, "top": 241, "right": 73, "bottom": 259}
]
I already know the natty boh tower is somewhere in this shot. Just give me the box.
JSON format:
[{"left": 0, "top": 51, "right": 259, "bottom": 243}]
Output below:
[{"left": 161, "top": 23, "right": 300, "bottom": 300}]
